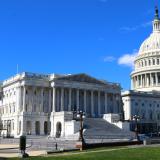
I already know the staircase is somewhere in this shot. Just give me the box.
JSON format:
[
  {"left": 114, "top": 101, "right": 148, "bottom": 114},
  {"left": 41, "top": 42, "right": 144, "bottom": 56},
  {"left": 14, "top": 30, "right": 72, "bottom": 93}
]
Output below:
[{"left": 83, "top": 118, "right": 134, "bottom": 140}]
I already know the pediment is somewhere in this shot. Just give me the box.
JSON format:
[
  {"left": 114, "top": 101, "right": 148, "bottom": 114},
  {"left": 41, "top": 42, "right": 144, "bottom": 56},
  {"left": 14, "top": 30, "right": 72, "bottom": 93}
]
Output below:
[{"left": 55, "top": 73, "right": 106, "bottom": 85}]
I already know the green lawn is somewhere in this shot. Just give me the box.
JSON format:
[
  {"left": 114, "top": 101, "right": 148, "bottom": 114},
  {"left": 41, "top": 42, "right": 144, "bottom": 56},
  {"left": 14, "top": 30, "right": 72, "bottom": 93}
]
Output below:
[{"left": 11, "top": 147, "right": 160, "bottom": 160}]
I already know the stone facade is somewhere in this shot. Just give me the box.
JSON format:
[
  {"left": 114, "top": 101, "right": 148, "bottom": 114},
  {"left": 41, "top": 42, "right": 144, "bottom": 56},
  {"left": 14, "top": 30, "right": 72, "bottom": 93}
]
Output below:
[
  {"left": 0, "top": 72, "right": 122, "bottom": 137},
  {"left": 122, "top": 90, "right": 160, "bottom": 133}
]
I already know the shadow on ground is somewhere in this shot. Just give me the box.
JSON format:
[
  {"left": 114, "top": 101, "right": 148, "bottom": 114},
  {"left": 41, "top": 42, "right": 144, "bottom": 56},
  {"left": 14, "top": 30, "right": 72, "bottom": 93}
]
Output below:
[{"left": 0, "top": 157, "right": 7, "bottom": 160}]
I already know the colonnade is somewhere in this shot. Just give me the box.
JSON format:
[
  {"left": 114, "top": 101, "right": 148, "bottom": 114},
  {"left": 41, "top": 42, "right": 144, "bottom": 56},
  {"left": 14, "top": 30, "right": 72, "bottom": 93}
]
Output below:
[
  {"left": 132, "top": 72, "right": 160, "bottom": 89},
  {"left": 20, "top": 86, "right": 52, "bottom": 113},
  {"left": 52, "top": 87, "right": 120, "bottom": 117}
]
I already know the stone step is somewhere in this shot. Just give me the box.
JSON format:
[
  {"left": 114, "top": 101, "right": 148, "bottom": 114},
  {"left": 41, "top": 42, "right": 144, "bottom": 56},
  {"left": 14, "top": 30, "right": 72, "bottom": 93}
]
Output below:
[{"left": 83, "top": 118, "right": 134, "bottom": 139}]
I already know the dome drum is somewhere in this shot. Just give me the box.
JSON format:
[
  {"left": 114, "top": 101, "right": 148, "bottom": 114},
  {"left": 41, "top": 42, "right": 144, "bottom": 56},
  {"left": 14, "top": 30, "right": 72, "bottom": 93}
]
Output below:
[{"left": 131, "top": 72, "right": 160, "bottom": 92}]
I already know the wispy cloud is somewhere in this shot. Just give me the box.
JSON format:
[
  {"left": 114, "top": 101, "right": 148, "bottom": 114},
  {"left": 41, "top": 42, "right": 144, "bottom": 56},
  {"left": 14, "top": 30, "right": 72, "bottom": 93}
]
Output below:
[
  {"left": 118, "top": 51, "right": 138, "bottom": 67},
  {"left": 103, "top": 56, "right": 116, "bottom": 62},
  {"left": 103, "top": 50, "right": 138, "bottom": 68},
  {"left": 120, "top": 21, "right": 152, "bottom": 32}
]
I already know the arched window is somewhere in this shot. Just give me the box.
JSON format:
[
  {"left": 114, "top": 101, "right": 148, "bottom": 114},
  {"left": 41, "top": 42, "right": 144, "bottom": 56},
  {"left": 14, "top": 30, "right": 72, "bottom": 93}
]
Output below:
[
  {"left": 153, "top": 59, "right": 155, "bottom": 65},
  {"left": 145, "top": 60, "right": 147, "bottom": 66},
  {"left": 141, "top": 61, "right": 143, "bottom": 67}
]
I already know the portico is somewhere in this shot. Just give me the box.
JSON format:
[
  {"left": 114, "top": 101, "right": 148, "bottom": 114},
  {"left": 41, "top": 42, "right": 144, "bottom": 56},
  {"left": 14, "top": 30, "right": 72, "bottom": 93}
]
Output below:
[{"left": 51, "top": 74, "right": 121, "bottom": 118}]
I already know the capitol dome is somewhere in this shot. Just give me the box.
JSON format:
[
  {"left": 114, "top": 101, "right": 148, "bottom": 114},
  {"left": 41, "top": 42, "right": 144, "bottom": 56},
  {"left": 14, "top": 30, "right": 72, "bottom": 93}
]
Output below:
[
  {"left": 139, "top": 32, "right": 160, "bottom": 54},
  {"left": 131, "top": 6, "right": 160, "bottom": 92},
  {"left": 139, "top": 6, "right": 160, "bottom": 54}
]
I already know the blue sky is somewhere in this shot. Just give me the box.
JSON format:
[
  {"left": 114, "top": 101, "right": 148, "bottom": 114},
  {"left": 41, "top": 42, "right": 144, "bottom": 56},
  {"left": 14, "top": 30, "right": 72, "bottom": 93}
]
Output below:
[{"left": 0, "top": 0, "right": 156, "bottom": 90}]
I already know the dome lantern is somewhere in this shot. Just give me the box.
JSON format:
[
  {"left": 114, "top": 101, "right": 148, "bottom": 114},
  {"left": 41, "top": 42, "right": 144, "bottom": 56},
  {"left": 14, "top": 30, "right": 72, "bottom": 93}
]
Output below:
[
  {"left": 153, "top": 6, "right": 160, "bottom": 33},
  {"left": 154, "top": 6, "right": 159, "bottom": 20}
]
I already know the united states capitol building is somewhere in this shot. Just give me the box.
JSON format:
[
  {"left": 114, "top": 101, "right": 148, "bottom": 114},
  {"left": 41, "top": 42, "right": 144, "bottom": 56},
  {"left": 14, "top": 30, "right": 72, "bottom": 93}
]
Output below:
[
  {"left": 122, "top": 6, "right": 160, "bottom": 133},
  {"left": 0, "top": 72, "right": 123, "bottom": 138},
  {"left": 1, "top": 6, "right": 160, "bottom": 139}
]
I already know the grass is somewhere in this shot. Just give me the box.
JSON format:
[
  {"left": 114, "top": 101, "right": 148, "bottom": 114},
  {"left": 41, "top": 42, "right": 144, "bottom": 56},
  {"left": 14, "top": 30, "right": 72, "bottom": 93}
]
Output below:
[{"left": 10, "top": 146, "right": 160, "bottom": 160}]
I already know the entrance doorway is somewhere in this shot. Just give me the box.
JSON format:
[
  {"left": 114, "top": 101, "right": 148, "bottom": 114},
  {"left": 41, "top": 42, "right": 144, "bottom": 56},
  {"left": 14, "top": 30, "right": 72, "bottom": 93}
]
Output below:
[
  {"left": 56, "top": 122, "right": 62, "bottom": 138},
  {"left": 44, "top": 121, "right": 48, "bottom": 135},
  {"left": 26, "top": 121, "right": 31, "bottom": 135},
  {"left": 35, "top": 121, "right": 40, "bottom": 135}
]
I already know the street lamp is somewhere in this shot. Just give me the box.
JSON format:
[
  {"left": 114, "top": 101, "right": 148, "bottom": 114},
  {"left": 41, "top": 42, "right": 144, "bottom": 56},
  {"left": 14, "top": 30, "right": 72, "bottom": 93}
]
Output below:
[
  {"left": 132, "top": 115, "right": 140, "bottom": 140},
  {"left": 73, "top": 110, "right": 85, "bottom": 151},
  {"left": 77, "top": 111, "right": 85, "bottom": 143}
]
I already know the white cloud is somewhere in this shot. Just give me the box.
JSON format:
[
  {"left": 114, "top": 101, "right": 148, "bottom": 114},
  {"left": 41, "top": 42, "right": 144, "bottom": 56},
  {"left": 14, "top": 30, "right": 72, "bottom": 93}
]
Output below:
[
  {"left": 104, "top": 56, "right": 116, "bottom": 62},
  {"left": 118, "top": 52, "right": 138, "bottom": 67},
  {"left": 120, "top": 21, "right": 152, "bottom": 32}
]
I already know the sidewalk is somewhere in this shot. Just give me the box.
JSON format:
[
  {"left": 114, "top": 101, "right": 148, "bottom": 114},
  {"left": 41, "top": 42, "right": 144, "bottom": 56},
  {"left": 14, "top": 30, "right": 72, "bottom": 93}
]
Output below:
[{"left": 0, "top": 144, "right": 46, "bottom": 158}]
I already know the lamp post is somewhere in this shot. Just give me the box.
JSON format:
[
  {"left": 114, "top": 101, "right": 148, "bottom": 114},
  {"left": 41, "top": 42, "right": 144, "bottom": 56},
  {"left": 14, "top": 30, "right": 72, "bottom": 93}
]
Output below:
[
  {"left": 73, "top": 110, "right": 85, "bottom": 151},
  {"left": 77, "top": 111, "right": 85, "bottom": 143},
  {"left": 132, "top": 115, "right": 140, "bottom": 140}
]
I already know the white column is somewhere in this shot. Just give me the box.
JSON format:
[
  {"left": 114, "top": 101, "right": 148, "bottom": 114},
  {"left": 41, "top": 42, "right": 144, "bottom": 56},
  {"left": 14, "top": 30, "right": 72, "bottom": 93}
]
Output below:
[
  {"left": 126, "top": 98, "right": 131, "bottom": 120},
  {"left": 142, "top": 75, "right": 144, "bottom": 87},
  {"left": 57, "top": 89, "right": 60, "bottom": 111},
  {"left": 22, "top": 86, "right": 26, "bottom": 112},
  {"left": 133, "top": 77, "right": 136, "bottom": 89},
  {"left": 41, "top": 88, "right": 44, "bottom": 112},
  {"left": 136, "top": 76, "right": 138, "bottom": 88},
  {"left": 17, "top": 86, "right": 22, "bottom": 112},
  {"left": 141, "top": 75, "right": 143, "bottom": 87},
  {"left": 98, "top": 91, "right": 101, "bottom": 117},
  {"left": 84, "top": 90, "right": 87, "bottom": 113},
  {"left": 91, "top": 91, "right": 94, "bottom": 117},
  {"left": 156, "top": 72, "right": 158, "bottom": 86},
  {"left": 52, "top": 87, "right": 56, "bottom": 112},
  {"left": 144, "top": 74, "right": 146, "bottom": 87},
  {"left": 104, "top": 92, "right": 108, "bottom": 113},
  {"left": 148, "top": 73, "right": 150, "bottom": 86},
  {"left": 76, "top": 89, "right": 79, "bottom": 111},
  {"left": 48, "top": 89, "right": 51, "bottom": 112},
  {"left": 135, "top": 76, "right": 137, "bottom": 88},
  {"left": 68, "top": 88, "right": 72, "bottom": 111},
  {"left": 150, "top": 73, "right": 153, "bottom": 86},
  {"left": 145, "top": 74, "right": 148, "bottom": 87},
  {"left": 61, "top": 88, "right": 64, "bottom": 111}
]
